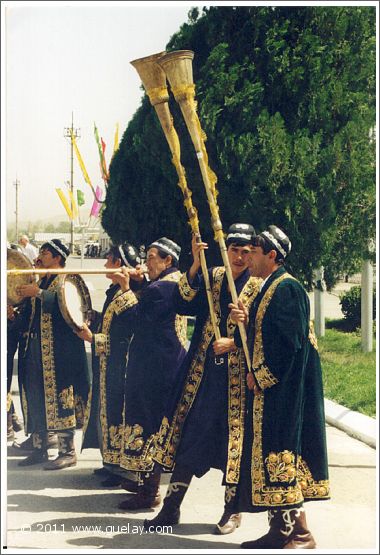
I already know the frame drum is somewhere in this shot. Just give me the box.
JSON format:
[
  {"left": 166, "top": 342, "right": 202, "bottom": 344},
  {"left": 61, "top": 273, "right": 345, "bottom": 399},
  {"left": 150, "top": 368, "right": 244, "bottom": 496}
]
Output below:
[
  {"left": 57, "top": 274, "right": 93, "bottom": 332},
  {"left": 7, "top": 248, "right": 36, "bottom": 306}
]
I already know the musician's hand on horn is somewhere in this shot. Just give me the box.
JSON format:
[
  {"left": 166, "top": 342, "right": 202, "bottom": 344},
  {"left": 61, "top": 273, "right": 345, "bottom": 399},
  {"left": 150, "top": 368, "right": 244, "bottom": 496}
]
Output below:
[
  {"left": 76, "top": 322, "right": 93, "bottom": 343},
  {"left": 17, "top": 283, "right": 41, "bottom": 298},
  {"left": 112, "top": 266, "right": 131, "bottom": 292},
  {"left": 247, "top": 371, "right": 260, "bottom": 394},
  {"left": 228, "top": 300, "right": 249, "bottom": 327},
  {"left": 213, "top": 337, "right": 237, "bottom": 355},
  {"left": 128, "top": 264, "right": 145, "bottom": 283},
  {"left": 189, "top": 234, "right": 208, "bottom": 281}
]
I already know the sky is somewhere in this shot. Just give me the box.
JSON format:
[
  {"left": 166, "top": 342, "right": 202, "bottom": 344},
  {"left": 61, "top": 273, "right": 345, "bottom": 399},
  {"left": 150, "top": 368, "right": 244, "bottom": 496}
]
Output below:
[{"left": 2, "top": 0, "right": 201, "bottom": 230}]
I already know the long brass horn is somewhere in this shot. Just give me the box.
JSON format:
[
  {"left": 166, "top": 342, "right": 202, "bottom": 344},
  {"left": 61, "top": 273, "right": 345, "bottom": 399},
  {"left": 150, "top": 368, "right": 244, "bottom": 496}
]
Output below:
[
  {"left": 7, "top": 268, "right": 134, "bottom": 275},
  {"left": 131, "top": 52, "right": 221, "bottom": 339},
  {"left": 158, "top": 50, "right": 255, "bottom": 378}
]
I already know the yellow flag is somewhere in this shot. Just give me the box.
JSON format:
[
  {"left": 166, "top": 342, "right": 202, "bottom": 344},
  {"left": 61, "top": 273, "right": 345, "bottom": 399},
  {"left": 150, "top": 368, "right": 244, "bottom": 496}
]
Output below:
[
  {"left": 113, "top": 122, "right": 119, "bottom": 155},
  {"left": 71, "top": 131, "right": 97, "bottom": 195},
  {"left": 68, "top": 189, "right": 78, "bottom": 219},
  {"left": 56, "top": 188, "right": 73, "bottom": 220}
]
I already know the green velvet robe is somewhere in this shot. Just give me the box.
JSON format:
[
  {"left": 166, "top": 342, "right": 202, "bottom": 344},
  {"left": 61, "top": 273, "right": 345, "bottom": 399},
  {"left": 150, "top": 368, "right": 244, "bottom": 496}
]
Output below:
[
  {"left": 235, "top": 266, "right": 330, "bottom": 512},
  {"left": 19, "top": 275, "right": 90, "bottom": 433}
]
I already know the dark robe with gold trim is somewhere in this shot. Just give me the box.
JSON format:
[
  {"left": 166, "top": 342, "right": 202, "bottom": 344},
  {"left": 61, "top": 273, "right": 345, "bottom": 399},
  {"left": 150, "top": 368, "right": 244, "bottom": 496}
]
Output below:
[
  {"left": 120, "top": 267, "right": 187, "bottom": 473},
  {"left": 81, "top": 284, "right": 135, "bottom": 466},
  {"left": 19, "top": 275, "right": 90, "bottom": 433},
  {"left": 235, "top": 266, "right": 330, "bottom": 512},
  {"left": 154, "top": 267, "right": 261, "bottom": 484}
]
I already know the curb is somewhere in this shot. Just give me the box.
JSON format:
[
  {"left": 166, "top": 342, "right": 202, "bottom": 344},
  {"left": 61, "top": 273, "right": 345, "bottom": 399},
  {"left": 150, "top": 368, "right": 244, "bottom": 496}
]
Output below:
[{"left": 324, "top": 398, "right": 377, "bottom": 449}]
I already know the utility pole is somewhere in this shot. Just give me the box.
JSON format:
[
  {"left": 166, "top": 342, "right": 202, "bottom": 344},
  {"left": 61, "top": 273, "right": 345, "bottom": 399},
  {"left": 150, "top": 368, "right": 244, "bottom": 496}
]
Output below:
[
  {"left": 64, "top": 112, "right": 80, "bottom": 253},
  {"left": 14, "top": 178, "right": 20, "bottom": 242}
]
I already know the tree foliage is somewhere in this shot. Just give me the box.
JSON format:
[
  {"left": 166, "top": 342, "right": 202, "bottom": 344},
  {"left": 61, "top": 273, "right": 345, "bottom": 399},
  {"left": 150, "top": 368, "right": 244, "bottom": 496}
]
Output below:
[{"left": 102, "top": 6, "right": 376, "bottom": 288}]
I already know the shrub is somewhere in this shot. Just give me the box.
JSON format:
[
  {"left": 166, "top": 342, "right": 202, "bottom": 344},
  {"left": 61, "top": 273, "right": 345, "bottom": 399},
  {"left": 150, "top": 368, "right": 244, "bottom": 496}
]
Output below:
[{"left": 340, "top": 286, "right": 376, "bottom": 330}]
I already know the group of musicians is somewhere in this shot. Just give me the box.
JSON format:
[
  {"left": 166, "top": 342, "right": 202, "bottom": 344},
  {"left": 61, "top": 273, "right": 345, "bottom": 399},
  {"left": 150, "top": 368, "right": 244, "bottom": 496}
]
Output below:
[{"left": 8, "top": 224, "right": 330, "bottom": 549}]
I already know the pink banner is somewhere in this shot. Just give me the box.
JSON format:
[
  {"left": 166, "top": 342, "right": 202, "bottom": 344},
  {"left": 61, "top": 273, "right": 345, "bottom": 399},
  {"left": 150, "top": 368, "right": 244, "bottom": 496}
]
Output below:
[{"left": 90, "top": 186, "right": 103, "bottom": 217}]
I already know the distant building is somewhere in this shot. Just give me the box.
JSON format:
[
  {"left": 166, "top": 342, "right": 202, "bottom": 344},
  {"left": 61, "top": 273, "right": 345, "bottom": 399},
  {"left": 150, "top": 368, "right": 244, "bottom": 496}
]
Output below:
[
  {"left": 34, "top": 232, "right": 83, "bottom": 246},
  {"left": 99, "top": 227, "right": 111, "bottom": 254}
]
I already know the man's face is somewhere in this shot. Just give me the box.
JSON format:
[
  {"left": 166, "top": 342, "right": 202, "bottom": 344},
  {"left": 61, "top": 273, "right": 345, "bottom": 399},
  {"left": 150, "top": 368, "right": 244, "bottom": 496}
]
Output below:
[
  {"left": 247, "top": 246, "right": 272, "bottom": 278},
  {"left": 104, "top": 255, "right": 121, "bottom": 282},
  {"left": 227, "top": 244, "right": 252, "bottom": 279},
  {"left": 38, "top": 248, "right": 59, "bottom": 269},
  {"left": 146, "top": 248, "right": 169, "bottom": 281},
  {"left": 19, "top": 237, "right": 27, "bottom": 247}
]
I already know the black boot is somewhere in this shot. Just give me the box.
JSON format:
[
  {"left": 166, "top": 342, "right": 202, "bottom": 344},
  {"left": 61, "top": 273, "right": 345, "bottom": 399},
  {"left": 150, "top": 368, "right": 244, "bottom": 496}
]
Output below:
[
  {"left": 214, "top": 485, "right": 242, "bottom": 535},
  {"left": 18, "top": 432, "right": 48, "bottom": 466},
  {"left": 12, "top": 435, "right": 35, "bottom": 452},
  {"left": 241, "top": 507, "right": 316, "bottom": 549},
  {"left": 7, "top": 411, "right": 14, "bottom": 441},
  {"left": 143, "top": 465, "right": 193, "bottom": 531},
  {"left": 44, "top": 432, "right": 77, "bottom": 470},
  {"left": 12, "top": 413, "right": 24, "bottom": 433},
  {"left": 118, "top": 468, "right": 161, "bottom": 510}
]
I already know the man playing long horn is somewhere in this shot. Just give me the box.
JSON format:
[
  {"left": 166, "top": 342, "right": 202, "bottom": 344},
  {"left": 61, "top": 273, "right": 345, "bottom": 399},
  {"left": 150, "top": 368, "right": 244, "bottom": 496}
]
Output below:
[
  {"left": 145, "top": 224, "right": 261, "bottom": 534},
  {"left": 112, "top": 237, "right": 187, "bottom": 511}
]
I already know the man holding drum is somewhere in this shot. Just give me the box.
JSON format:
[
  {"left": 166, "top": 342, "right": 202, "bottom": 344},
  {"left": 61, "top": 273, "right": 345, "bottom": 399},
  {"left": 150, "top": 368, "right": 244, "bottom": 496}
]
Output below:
[{"left": 17, "top": 239, "right": 90, "bottom": 470}]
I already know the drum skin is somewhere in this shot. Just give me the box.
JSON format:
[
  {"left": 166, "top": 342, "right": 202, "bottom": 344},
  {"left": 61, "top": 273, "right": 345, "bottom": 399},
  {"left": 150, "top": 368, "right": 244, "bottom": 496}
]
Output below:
[
  {"left": 7, "top": 249, "right": 36, "bottom": 306},
  {"left": 57, "top": 274, "right": 93, "bottom": 332}
]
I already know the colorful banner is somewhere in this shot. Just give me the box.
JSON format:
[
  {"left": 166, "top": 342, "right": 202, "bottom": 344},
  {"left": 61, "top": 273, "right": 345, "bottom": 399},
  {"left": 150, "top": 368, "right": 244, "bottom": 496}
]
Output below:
[
  {"left": 71, "top": 131, "right": 97, "bottom": 197},
  {"left": 56, "top": 188, "right": 73, "bottom": 220},
  {"left": 94, "top": 123, "right": 109, "bottom": 183},
  {"left": 77, "top": 189, "right": 85, "bottom": 206},
  {"left": 113, "top": 122, "right": 119, "bottom": 155},
  {"left": 68, "top": 189, "right": 78, "bottom": 219},
  {"left": 90, "top": 186, "right": 103, "bottom": 218}
]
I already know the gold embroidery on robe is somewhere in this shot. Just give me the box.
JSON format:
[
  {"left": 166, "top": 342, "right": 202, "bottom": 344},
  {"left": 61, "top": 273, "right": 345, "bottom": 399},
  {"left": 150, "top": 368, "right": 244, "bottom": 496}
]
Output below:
[
  {"left": 59, "top": 386, "right": 74, "bottom": 410},
  {"left": 250, "top": 274, "right": 330, "bottom": 506},
  {"left": 38, "top": 277, "right": 76, "bottom": 430},
  {"left": 266, "top": 451, "right": 297, "bottom": 483},
  {"left": 308, "top": 320, "right": 318, "bottom": 351},
  {"left": 178, "top": 272, "right": 198, "bottom": 301}
]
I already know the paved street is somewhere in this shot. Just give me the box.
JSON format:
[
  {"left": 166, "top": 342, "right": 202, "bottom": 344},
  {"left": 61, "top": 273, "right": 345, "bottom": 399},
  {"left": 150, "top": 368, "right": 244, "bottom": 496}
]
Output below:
[{"left": 4, "top": 257, "right": 378, "bottom": 551}]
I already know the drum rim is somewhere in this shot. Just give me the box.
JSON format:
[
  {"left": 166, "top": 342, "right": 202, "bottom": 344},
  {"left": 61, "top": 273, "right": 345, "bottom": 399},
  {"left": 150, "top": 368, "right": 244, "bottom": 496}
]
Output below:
[
  {"left": 57, "top": 274, "right": 93, "bottom": 332},
  {"left": 7, "top": 248, "right": 35, "bottom": 306}
]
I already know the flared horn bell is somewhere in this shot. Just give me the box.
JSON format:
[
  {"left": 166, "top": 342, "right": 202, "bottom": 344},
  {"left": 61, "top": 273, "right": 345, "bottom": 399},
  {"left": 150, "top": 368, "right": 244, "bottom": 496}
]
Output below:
[
  {"left": 130, "top": 52, "right": 169, "bottom": 105},
  {"left": 157, "top": 50, "right": 195, "bottom": 95}
]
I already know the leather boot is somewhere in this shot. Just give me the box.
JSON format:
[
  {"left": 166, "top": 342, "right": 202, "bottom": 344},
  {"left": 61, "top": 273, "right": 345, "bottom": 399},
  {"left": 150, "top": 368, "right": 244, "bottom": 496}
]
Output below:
[
  {"left": 44, "top": 433, "right": 77, "bottom": 470},
  {"left": 7, "top": 411, "right": 14, "bottom": 441},
  {"left": 118, "top": 470, "right": 161, "bottom": 510},
  {"left": 214, "top": 510, "right": 242, "bottom": 535},
  {"left": 214, "top": 485, "right": 242, "bottom": 535},
  {"left": 12, "top": 435, "right": 35, "bottom": 452},
  {"left": 143, "top": 467, "right": 193, "bottom": 531},
  {"left": 241, "top": 507, "right": 316, "bottom": 549},
  {"left": 46, "top": 432, "right": 59, "bottom": 450},
  {"left": 120, "top": 477, "right": 140, "bottom": 493},
  {"left": 18, "top": 432, "right": 48, "bottom": 466},
  {"left": 143, "top": 503, "right": 180, "bottom": 531},
  {"left": 12, "top": 413, "right": 24, "bottom": 433}
]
